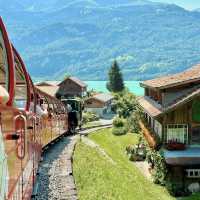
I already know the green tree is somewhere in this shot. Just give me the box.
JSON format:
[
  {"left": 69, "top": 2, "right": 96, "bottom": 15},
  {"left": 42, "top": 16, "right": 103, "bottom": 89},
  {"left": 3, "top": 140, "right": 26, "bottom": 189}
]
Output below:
[
  {"left": 112, "top": 90, "right": 142, "bottom": 133},
  {"left": 106, "top": 60, "right": 124, "bottom": 92}
]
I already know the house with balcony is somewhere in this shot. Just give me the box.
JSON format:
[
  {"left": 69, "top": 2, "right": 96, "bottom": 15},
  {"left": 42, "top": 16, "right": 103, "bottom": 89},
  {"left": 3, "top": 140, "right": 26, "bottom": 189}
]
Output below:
[{"left": 139, "top": 64, "right": 200, "bottom": 180}]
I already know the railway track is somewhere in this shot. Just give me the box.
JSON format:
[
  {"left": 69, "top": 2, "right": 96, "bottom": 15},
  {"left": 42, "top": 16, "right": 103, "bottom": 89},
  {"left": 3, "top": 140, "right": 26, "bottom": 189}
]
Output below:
[
  {"left": 32, "top": 124, "right": 112, "bottom": 200},
  {"left": 32, "top": 135, "right": 79, "bottom": 200}
]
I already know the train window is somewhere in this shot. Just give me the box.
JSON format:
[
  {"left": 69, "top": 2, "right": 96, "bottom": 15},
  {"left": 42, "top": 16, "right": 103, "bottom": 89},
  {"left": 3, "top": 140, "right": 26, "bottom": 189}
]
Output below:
[
  {"left": 54, "top": 102, "right": 59, "bottom": 114},
  {"left": 57, "top": 102, "right": 64, "bottom": 114},
  {"left": 39, "top": 95, "right": 48, "bottom": 112},
  {"left": 0, "top": 32, "right": 8, "bottom": 91},
  {"left": 14, "top": 57, "right": 28, "bottom": 110},
  {"left": 43, "top": 96, "right": 49, "bottom": 110}
]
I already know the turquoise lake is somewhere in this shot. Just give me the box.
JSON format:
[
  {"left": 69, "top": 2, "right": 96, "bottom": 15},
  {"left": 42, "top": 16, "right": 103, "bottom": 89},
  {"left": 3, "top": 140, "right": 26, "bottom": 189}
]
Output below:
[{"left": 85, "top": 81, "right": 144, "bottom": 96}]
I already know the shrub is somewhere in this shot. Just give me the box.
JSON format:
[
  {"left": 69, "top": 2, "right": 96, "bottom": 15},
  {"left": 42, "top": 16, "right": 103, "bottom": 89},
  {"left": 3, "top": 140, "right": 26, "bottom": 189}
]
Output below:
[
  {"left": 112, "top": 127, "right": 128, "bottom": 136},
  {"left": 113, "top": 91, "right": 138, "bottom": 119},
  {"left": 129, "top": 153, "right": 137, "bottom": 161},
  {"left": 165, "top": 178, "right": 190, "bottom": 197},
  {"left": 112, "top": 91, "right": 142, "bottom": 134},
  {"left": 126, "top": 145, "right": 135, "bottom": 154},
  {"left": 82, "top": 112, "right": 100, "bottom": 123},
  {"left": 113, "top": 117, "right": 126, "bottom": 127},
  {"left": 112, "top": 117, "right": 128, "bottom": 135},
  {"left": 146, "top": 150, "right": 168, "bottom": 185},
  {"left": 129, "top": 153, "right": 145, "bottom": 162},
  {"left": 127, "top": 138, "right": 147, "bottom": 162},
  {"left": 127, "top": 112, "right": 141, "bottom": 133}
]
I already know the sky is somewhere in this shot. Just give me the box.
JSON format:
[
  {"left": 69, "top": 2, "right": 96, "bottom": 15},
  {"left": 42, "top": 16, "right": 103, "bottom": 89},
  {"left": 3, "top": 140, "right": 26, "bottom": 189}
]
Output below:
[{"left": 151, "top": 0, "right": 200, "bottom": 10}]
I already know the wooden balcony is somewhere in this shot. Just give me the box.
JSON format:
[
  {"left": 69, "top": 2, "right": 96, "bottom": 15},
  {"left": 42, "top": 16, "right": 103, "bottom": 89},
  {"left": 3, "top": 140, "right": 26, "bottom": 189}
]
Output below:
[{"left": 139, "top": 120, "right": 157, "bottom": 149}]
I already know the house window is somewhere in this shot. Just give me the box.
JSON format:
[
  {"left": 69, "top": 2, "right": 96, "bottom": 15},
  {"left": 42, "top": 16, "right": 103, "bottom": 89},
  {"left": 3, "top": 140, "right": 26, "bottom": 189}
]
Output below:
[
  {"left": 150, "top": 117, "right": 154, "bottom": 129},
  {"left": 186, "top": 169, "right": 200, "bottom": 178},
  {"left": 148, "top": 115, "right": 151, "bottom": 125},
  {"left": 165, "top": 124, "right": 188, "bottom": 144}
]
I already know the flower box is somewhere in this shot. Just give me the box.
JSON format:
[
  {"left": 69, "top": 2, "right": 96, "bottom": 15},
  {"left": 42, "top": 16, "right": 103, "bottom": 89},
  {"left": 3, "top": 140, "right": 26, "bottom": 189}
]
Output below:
[{"left": 166, "top": 141, "right": 186, "bottom": 151}]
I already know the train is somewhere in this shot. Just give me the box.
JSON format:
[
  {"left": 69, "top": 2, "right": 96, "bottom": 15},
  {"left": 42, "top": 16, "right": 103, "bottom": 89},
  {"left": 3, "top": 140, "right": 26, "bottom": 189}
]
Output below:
[
  {"left": 0, "top": 17, "right": 71, "bottom": 200},
  {"left": 61, "top": 98, "right": 83, "bottom": 133}
]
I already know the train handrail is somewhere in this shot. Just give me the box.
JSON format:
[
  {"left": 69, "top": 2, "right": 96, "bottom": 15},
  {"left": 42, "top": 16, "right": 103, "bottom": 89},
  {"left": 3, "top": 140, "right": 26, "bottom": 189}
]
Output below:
[{"left": 14, "top": 114, "right": 27, "bottom": 160}]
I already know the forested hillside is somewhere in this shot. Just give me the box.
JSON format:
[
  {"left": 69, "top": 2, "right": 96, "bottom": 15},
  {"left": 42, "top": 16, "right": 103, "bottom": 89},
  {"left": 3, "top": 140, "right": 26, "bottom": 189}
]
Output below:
[{"left": 2, "top": 0, "right": 200, "bottom": 80}]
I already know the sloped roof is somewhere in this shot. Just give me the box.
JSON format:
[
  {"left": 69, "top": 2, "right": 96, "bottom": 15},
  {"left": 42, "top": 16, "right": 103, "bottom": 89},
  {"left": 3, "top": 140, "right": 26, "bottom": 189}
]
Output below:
[
  {"left": 35, "top": 85, "right": 59, "bottom": 97},
  {"left": 165, "top": 87, "right": 200, "bottom": 113},
  {"left": 141, "top": 64, "right": 200, "bottom": 89},
  {"left": 59, "top": 76, "right": 87, "bottom": 88},
  {"left": 138, "top": 96, "right": 162, "bottom": 117},
  {"left": 86, "top": 93, "right": 114, "bottom": 103},
  {"left": 94, "top": 93, "right": 114, "bottom": 103},
  {"left": 35, "top": 81, "right": 60, "bottom": 86},
  {"left": 138, "top": 86, "right": 200, "bottom": 118}
]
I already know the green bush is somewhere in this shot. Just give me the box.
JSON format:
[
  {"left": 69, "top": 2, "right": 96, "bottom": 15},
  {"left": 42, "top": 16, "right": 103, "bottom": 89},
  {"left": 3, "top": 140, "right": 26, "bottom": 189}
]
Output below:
[
  {"left": 112, "top": 127, "right": 128, "bottom": 136},
  {"left": 126, "top": 145, "right": 135, "bottom": 154},
  {"left": 129, "top": 153, "right": 137, "bottom": 161},
  {"left": 127, "top": 138, "right": 147, "bottom": 162},
  {"left": 113, "top": 91, "right": 138, "bottom": 119},
  {"left": 165, "top": 176, "right": 190, "bottom": 196},
  {"left": 113, "top": 117, "right": 126, "bottom": 127},
  {"left": 112, "top": 90, "right": 142, "bottom": 134},
  {"left": 146, "top": 150, "right": 168, "bottom": 185},
  {"left": 112, "top": 117, "right": 128, "bottom": 135},
  {"left": 127, "top": 112, "right": 141, "bottom": 133},
  {"left": 129, "top": 153, "right": 145, "bottom": 162},
  {"left": 82, "top": 112, "right": 100, "bottom": 123}
]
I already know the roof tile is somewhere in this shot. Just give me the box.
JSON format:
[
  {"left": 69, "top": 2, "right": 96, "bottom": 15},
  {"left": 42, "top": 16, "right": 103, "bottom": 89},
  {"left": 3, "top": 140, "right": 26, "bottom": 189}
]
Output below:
[{"left": 141, "top": 64, "right": 200, "bottom": 89}]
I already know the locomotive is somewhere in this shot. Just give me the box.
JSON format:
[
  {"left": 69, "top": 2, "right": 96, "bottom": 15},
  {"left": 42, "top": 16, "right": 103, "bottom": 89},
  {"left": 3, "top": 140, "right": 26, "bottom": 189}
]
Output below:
[
  {"left": 0, "top": 17, "right": 69, "bottom": 200},
  {"left": 61, "top": 98, "right": 83, "bottom": 133}
]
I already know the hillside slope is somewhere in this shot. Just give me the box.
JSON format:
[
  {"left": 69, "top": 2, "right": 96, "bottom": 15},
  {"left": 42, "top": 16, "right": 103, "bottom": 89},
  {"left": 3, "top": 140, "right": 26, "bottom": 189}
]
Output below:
[{"left": 2, "top": 0, "right": 200, "bottom": 80}]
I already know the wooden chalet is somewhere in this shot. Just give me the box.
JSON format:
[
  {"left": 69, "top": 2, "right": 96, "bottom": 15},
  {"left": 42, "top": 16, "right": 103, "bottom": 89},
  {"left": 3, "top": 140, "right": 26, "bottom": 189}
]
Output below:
[
  {"left": 85, "top": 93, "right": 114, "bottom": 117},
  {"left": 139, "top": 64, "right": 200, "bottom": 172},
  {"left": 35, "top": 77, "right": 87, "bottom": 99},
  {"left": 56, "top": 76, "right": 87, "bottom": 98}
]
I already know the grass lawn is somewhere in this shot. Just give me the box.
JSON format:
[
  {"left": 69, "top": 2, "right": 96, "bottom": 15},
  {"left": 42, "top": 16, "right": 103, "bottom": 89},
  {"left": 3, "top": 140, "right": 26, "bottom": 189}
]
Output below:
[
  {"left": 182, "top": 194, "right": 200, "bottom": 200},
  {"left": 73, "top": 128, "right": 175, "bottom": 200}
]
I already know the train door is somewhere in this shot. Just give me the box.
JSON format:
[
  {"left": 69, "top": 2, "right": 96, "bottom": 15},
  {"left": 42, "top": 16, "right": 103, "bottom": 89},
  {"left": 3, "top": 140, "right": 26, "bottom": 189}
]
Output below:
[
  {"left": 12, "top": 46, "right": 37, "bottom": 200},
  {"left": 27, "top": 115, "right": 36, "bottom": 189},
  {"left": 42, "top": 95, "right": 50, "bottom": 146},
  {"left": 14, "top": 114, "right": 27, "bottom": 200}
]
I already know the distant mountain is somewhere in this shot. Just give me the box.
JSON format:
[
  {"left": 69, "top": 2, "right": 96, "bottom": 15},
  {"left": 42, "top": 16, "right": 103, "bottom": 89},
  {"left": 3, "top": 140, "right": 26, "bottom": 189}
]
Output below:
[
  {"left": 1, "top": 0, "right": 200, "bottom": 80},
  {"left": 194, "top": 8, "right": 200, "bottom": 12}
]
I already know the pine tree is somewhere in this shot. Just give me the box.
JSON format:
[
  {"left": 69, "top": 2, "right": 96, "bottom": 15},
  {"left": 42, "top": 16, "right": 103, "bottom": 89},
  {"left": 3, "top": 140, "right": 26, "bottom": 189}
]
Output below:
[{"left": 106, "top": 60, "right": 124, "bottom": 92}]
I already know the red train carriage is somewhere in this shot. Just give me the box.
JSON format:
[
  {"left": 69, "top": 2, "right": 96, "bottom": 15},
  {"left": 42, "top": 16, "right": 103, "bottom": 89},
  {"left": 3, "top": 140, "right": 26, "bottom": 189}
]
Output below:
[{"left": 0, "top": 17, "right": 69, "bottom": 200}]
